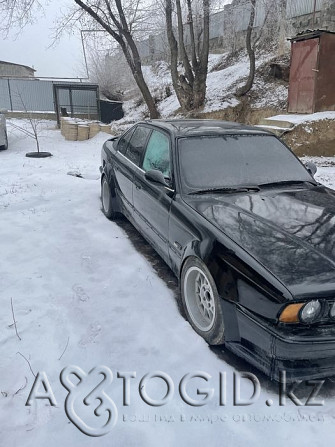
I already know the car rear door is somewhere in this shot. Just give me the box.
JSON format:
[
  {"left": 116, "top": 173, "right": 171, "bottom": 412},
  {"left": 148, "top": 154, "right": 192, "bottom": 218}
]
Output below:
[
  {"left": 114, "top": 126, "right": 151, "bottom": 216},
  {"left": 132, "top": 128, "right": 174, "bottom": 264}
]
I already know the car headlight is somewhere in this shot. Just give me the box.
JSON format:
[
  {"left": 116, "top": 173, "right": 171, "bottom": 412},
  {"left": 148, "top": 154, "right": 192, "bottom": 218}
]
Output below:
[
  {"left": 279, "top": 303, "right": 304, "bottom": 323},
  {"left": 299, "top": 300, "right": 322, "bottom": 324},
  {"left": 279, "top": 300, "right": 322, "bottom": 324},
  {"left": 329, "top": 303, "right": 335, "bottom": 319}
]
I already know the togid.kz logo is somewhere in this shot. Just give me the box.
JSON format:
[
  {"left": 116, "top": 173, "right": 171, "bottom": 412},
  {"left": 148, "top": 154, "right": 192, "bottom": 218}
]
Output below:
[
  {"left": 26, "top": 365, "right": 118, "bottom": 437},
  {"left": 26, "top": 367, "right": 326, "bottom": 437},
  {"left": 60, "top": 365, "right": 118, "bottom": 436}
]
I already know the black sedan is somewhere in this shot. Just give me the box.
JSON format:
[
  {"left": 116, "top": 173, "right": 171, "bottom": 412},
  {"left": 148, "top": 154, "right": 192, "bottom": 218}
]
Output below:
[{"left": 100, "top": 119, "right": 335, "bottom": 381}]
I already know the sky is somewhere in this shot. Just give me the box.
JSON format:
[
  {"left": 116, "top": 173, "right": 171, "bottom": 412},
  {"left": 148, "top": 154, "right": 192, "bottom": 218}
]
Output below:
[
  {"left": 0, "top": 1, "right": 84, "bottom": 78},
  {"left": 0, "top": 0, "right": 233, "bottom": 79}
]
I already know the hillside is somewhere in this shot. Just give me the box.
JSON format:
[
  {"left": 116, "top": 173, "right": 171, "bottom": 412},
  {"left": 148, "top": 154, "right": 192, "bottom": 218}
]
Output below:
[
  {"left": 117, "top": 51, "right": 289, "bottom": 126},
  {"left": 114, "top": 50, "right": 335, "bottom": 156}
]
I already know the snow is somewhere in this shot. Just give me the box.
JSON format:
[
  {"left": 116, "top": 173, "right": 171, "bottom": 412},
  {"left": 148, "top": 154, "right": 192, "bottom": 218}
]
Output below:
[
  {"left": 204, "top": 57, "right": 246, "bottom": 113},
  {"left": 255, "top": 124, "right": 292, "bottom": 131},
  {"left": 252, "top": 82, "right": 288, "bottom": 109},
  {"left": 2, "top": 120, "right": 335, "bottom": 446},
  {"left": 120, "top": 52, "right": 290, "bottom": 121},
  {"left": 302, "top": 156, "right": 335, "bottom": 190},
  {"left": 204, "top": 52, "right": 289, "bottom": 113},
  {"left": 268, "top": 111, "right": 335, "bottom": 125}
]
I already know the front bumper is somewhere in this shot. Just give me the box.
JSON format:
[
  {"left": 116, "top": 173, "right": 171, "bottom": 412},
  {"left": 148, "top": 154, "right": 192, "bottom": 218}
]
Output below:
[{"left": 225, "top": 304, "right": 335, "bottom": 382}]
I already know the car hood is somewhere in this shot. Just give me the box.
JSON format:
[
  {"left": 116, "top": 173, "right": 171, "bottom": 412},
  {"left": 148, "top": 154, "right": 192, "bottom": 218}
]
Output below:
[{"left": 184, "top": 186, "right": 335, "bottom": 297}]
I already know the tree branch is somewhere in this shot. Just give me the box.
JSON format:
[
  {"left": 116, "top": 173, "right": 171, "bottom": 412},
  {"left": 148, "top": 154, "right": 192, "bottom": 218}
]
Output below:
[
  {"left": 10, "top": 298, "right": 21, "bottom": 341},
  {"left": 176, "top": 0, "right": 194, "bottom": 87}
]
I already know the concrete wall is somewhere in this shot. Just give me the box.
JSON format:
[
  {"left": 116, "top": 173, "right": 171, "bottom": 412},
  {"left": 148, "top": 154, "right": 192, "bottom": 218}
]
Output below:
[{"left": 0, "top": 62, "right": 35, "bottom": 78}]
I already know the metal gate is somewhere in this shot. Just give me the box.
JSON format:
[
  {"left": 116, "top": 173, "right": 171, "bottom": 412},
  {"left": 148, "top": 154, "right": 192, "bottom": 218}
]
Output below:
[{"left": 53, "top": 83, "right": 100, "bottom": 127}]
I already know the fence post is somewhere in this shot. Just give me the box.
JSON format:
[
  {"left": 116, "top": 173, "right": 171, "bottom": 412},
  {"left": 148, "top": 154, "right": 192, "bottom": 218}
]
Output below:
[{"left": 7, "top": 79, "right": 13, "bottom": 111}]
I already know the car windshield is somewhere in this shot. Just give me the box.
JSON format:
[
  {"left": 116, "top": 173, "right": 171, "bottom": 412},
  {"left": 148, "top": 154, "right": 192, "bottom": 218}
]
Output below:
[{"left": 178, "top": 134, "right": 313, "bottom": 193}]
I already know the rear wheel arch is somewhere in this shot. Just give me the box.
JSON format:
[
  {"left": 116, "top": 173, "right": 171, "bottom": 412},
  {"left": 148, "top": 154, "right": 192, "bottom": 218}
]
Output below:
[
  {"left": 101, "top": 168, "right": 118, "bottom": 197},
  {"left": 101, "top": 174, "right": 122, "bottom": 219}
]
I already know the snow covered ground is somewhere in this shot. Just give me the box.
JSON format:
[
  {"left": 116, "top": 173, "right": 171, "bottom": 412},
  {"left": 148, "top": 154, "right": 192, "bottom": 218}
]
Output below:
[
  {"left": 269, "top": 111, "right": 335, "bottom": 125},
  {"left": 1, "top": 121, "right": 335, "bottom": 447}
]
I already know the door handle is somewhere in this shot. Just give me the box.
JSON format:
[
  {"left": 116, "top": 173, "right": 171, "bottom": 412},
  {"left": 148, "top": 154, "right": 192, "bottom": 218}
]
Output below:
[{"left": 134, "top": 181, "right": 142, "bottom": 190}]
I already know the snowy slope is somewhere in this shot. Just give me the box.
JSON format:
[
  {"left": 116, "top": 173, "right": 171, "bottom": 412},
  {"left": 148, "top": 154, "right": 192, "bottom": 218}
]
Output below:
[
  {"left": 1, "top": 121, "right": 335, "bottom": 447},
  {"left": 120, "top": 52, "right": 288, "bottom": 121}
]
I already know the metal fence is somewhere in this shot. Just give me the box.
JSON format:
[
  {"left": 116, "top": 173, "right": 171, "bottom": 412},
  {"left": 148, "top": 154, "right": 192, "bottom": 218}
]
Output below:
[
  {"left": 209, "top": 11, "right": 225, "bottom": 39},
  {"left": 0, "top": 78, "right": 99, "bottom": 115},
  {"left": 136, "top": 0, "right": 326, "bottom": 60},
  {"left": 287, "top": 0, "right": 323, "bottom": 18}
]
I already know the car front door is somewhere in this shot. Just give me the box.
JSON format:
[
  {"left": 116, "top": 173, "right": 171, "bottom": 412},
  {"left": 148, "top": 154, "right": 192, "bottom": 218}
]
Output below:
[
  {"left": 132, "top": 129, "right": 174, "bottom": 264},
  {"left": 114, "top": 125, "right": 151, "bottom": 216}
]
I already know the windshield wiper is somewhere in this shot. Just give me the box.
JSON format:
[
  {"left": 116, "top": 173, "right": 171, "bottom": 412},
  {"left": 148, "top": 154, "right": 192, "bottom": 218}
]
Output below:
[
  {"left": 190, "top": 185, "right": 260, "bottom": 195},
  {"left": 258, "top": 180, "right": 317, "bottom": 188}
]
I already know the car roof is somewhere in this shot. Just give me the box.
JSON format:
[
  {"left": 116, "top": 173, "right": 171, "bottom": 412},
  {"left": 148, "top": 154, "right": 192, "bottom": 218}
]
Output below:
[{"left": 140, "top": 119, "right": 273, "bottom": 137}]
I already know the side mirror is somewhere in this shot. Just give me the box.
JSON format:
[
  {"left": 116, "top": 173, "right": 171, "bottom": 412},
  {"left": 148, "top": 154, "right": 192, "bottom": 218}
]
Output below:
[
  {"left": 112, "top": 137, "right": 119, "bottom": 148},
  {"left": 305, "top": 161, "right": 317, "bottom": 177},
  {"left": 145, "top": 169, "right": 169, "bottom": 186}
]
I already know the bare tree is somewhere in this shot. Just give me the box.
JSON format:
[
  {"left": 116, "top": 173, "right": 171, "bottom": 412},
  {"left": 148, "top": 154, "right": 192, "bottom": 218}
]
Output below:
[
  {"left": 81, "top": 34, "right": 136, "bottom": 101},
  {"left": 88, "top": 52, "right": 133, "bottom": 101},
  {"left": 0, "top": 1, "right": 160, "bottom": 119},
  {"left": 236, "top": 0, "right": 256, "bottom": 97},
  {"left": 8, "top": 91, "right": 50, "bottom": 157},
  {"left": 0, "top": 0, "right": 43, "bottom": 36},
  {"left": 72, "top": 0, "right": 160, "bottom": 118},
  {"left": 165, "top": 0, "right": 210, "bottom": 111},
  {"left": 278, "top": 0, "right": 288, "bottom": 55}
]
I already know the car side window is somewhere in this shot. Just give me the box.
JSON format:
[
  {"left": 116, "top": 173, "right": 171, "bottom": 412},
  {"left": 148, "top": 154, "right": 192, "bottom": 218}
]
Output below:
[
  {"left": 117, "top": 127, "right": 135, "bottom": 155},
  {"left": 125, "top": 126, "right": 151, "bottom": 166},
  {"left": 142, "top": 130, "right": 171, "bottom": 178}
]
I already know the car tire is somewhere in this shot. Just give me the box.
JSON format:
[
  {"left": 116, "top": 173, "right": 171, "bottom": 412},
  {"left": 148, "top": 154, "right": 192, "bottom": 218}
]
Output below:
[
  {"left": 181, "top": 257, "right": 225, "bottom": 345},
  {"left": 101, "top": 175, "right": 119, "bottom": 220},
  {"left": 0, "top": 131, "right": 8, "bottom": 150}
]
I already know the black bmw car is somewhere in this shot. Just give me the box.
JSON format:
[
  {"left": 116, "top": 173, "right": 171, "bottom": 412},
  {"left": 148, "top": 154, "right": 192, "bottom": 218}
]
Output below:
[{"left": 100, "top": 119, "right": 335, "bottom": 381}]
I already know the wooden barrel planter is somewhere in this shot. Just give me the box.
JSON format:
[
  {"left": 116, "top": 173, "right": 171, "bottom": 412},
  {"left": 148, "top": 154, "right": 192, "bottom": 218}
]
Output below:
[
  {"left": 60, "top": 117, "right": 74, "bottom": 137},
  {"left": 88, "top": 122, "right": 101, "bottom": 138},
  {"left": 100, "top": 124, "right": 112, "bottom": 134},
  {"left": 64, "top": 123, "right": 78, "bottom": 141},
  {"left": 77, "top": 125, "right": 90, "bottom": 141}
]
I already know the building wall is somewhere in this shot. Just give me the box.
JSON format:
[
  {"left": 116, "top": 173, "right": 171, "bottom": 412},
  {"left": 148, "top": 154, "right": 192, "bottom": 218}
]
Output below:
[{"left": 0, "top": 62, "right": 35, "bottom": 78}]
